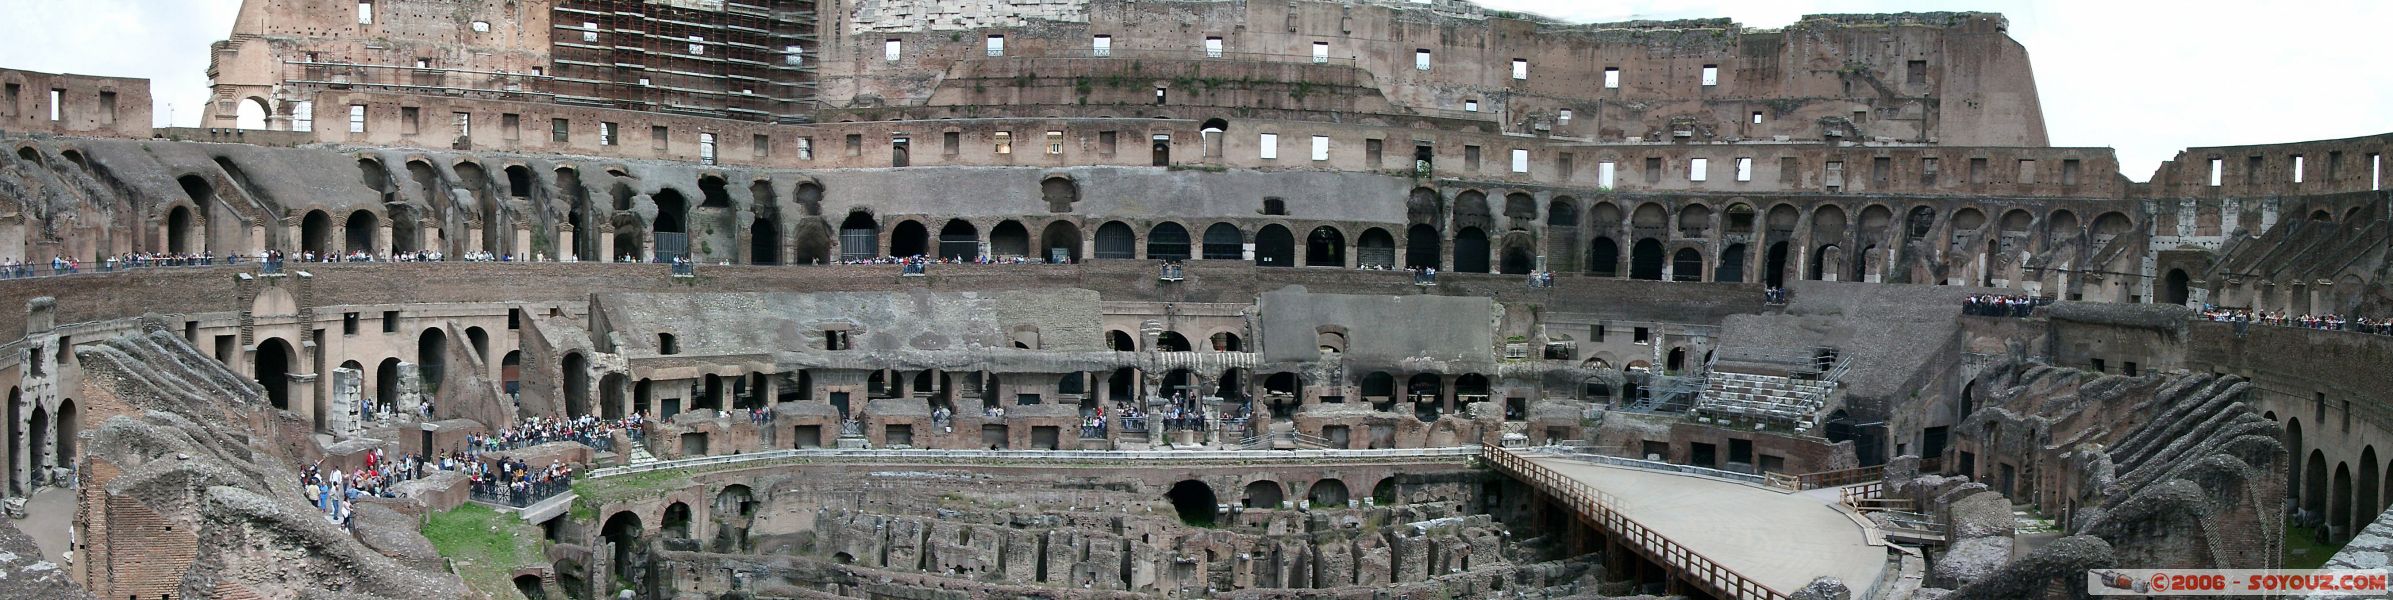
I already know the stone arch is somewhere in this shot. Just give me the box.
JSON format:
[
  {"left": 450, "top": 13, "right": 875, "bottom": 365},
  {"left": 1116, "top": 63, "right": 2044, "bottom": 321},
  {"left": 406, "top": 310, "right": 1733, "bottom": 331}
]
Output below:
[
  {"left": 2163, "top": 269, "right": 2191, "bottom": 306},
  {"left": 1629, "top": 238, "right": 1665, "bottom": 280},
  {"left": 1497, "top": 232, "right": 1535, "bottom": 274},
  {"left": 562, "top": 352, "right": 590, "bottom": 418},
  {"left": 1243, "top": 480, "right": 1284, "bottom": 508},
  {"left": 1631, "top": 202, "right": 1667, "bottom": 229},
  {"left": 166, "top": 203, "right": 197, "bottom": 254},
  {"left": 1503, "top": 192, "right": 1537, "bottom": 221},
  {"left": 2047, "top": 209, "right": 2081, "bottom": 240},
  {"left": 2362, "top": 447, "right": 2381, "bottom": 534},
  {"left": 2334, "top": 461, "right": 2354, "bottom": 540},
  {"left": 1040, "top": 176, "right": 1079, "bottom": 212},
  {"left": 1678, "top": 203, "right": 1714, "bottom": 238},
  {"left": 751, "top": 213, "right": 783, "bottom": 265},
  {"left": 418, "top": 327, "right": 448, "bottom": 390},
  {"left": 1357, "top": 227, "right": 1396, "bottom": 268},
  {"left": 1716, "top": 243, "right": 1747, "bottom": 283},
  {"left": 344, "top": 210, "right": 378, "bottom": 254},
  {"left": 2305, "top": 449, "right": 2329, "bottom": 518},
  {"left": 1201, "top": 223, "right": 1243, "bottom": 260},
  {"left": 1589, "top": 201, "right": 1623, "bottom": 230},
  {"left": 1156, "top": 331, "right": 1193, "bottom": 352},
  {"left": 236, "top": 96, "right": 271, "bottom": 130},
  {"left": 4, "top": 387, "right": 17, "bottom": 495},
  {"left": 989, "top": 220, "right": 1030, "bottom": 258},
  {"left": 1588, "top": 237, "right": 1620, "bottom": 277},
  {"left": 52, "top": 399, "right": 74, "bottom": 468},
  {"left": 1307, "top": 479, "right": 1349, "bottom": 507},
  {"left": 1812, "top": 204, "right": 1849, "bottom": 241},
  {"left": 2091, "top": 212, "right": 2133, "bottom": 243},
  {"left": 1858, "top": 204, "right": 1894, "bottom": 238},
  {"left": 1208, "top": 331, "right": 1243, "bottom": 352},
  {"left": 1094, "top": 221, "right": 1136, "bottom": 260},
  {"left": 1304, "top": 226, "right": 1345, "bottom": 267},
  {"left": 1453, "top": 227, "right": 1490, "bottom": 273},
  {"left": 1255, "top": 224, "right": 1295, "bottom": 267},
  {"left": 1360, "top": 372, "right": 1396, "bottom": 402},
  {"left": 1147, "top": 222, "right": 1192, "bottom": 261},
  {"left": 838, "top": 211, "right": 878, "bottom": 261},
  {"left": 936, "top": 219, "right": 979, "bottom": 261},
  {"left": 505, "top": 165, "right": 534, "bottom": 198},
  {"left": 1406, "top": 187, "right": 1443, "bottom": 225},
  {"left": 889, "top": 220, "right": 930, "bottom": 257},
  {"left": 300, "top": 209, "right": 334, "bottom": 255},
  {"left": 1811, "top": 244, "right": 1845, "bottom": 281},
  {"left": 1167, "top": 480, "right": 1218, "bottom": 526},
  {"left": 1672, "top": 247, "right": 1704, "bottom": 282},
  {"left": 1766, "top": 203, "right": 1801, "bottom": 234},
  {"left": 1405, "top": 224, "right": 1441, "bottom": 269},
  {"left": 1040, "top": 220, "right": 1082, "bottom": 262},
  {"left": 662, "top": 501, "right": 694, "bottom": 539},
  {"left": 1373, "top": 478, "right": 1398, "bottom": 505},
  {"left": 1453, "top": 190, "right": 1491, "bottom": 231},
  {"left": 255, "top": 337, "right": 298, "bottom": 411},
  {"left": 1548, "top": 198, "right": 1580, "bottom": 227},
  {"left": 793, "top": 181, "right": 824, "bottom": 216},
  {"left": 602, "top": 511, "right": 643, "bottom": 578}
]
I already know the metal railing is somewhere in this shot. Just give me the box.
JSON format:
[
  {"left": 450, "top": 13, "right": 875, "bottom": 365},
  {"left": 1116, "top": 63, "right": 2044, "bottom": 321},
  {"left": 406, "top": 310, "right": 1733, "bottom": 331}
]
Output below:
[
  {"left": 586, "top": 445, "right": 1481, "bottom": 479},
  {"left": 670, "top": 262, "right": 695, "bottom": 277},
  {"left": 468, "top": 477, "right": 574, "bottom": 508},
  {"left": 1536, "top": 449, "right": 1771, "bottom": 486},
  {"left": 1764, "top": 464, "right": 1885, "bottom": 491},
  {"left": 1481, "top": 444, "right": 1788, "bottom": 600}
]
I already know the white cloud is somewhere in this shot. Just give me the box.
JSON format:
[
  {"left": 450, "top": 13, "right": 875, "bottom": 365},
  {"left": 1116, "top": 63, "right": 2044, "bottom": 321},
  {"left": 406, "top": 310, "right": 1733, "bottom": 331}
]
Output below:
[{"left": 0, "top": 0, "right": 2384, "bottom": 181}]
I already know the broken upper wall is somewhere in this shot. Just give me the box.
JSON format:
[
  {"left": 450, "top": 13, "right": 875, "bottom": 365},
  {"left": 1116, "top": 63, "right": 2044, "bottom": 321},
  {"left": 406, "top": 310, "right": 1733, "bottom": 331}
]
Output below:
[
  {"left": 824, "top": 1, "right": 2049, "bottom": 146},
  {"left": 1255, "top": 288, "right": 1493, "bottom": 366},
  {"left": 206, "top": 0, "right": 554, "bottom": 129},
  {"left": 0, "top": 68, "right": 152, "bottom": 139},
  {"left": 2139, "top": 132, "right": 2392, "bottom": 199},
  {"left": 592, "top": 289, "right": 1105, "bottom": 360}
]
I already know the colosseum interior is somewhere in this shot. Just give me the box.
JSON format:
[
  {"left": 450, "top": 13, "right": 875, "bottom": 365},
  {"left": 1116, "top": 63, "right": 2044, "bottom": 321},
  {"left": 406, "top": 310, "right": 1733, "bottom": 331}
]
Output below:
[{"left": 0, "top": 1, "right": 2386, "bottom": 599}]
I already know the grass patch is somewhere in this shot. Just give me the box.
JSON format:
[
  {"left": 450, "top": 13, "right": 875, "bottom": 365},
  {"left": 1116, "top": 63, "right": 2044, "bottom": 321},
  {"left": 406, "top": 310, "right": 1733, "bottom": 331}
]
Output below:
[
  {"left": 423, "top": 503, "right": 542, "bottom": 599},
  {"left": 2284, "top": 524, "right": 2345, "bottom": 570}
]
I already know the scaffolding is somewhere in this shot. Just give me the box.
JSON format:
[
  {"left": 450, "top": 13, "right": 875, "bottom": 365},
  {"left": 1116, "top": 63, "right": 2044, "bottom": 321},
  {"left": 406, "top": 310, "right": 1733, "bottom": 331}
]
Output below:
[{"left": 548, "top": 0, "right": 818, "bottom": 122}]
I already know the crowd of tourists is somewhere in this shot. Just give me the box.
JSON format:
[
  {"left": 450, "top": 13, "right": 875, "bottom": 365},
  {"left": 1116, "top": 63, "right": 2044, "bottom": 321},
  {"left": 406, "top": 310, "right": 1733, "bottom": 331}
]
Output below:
[
  {"left": 1963, "top": 294, "right": 2049, "bottom": 317},
  {"left": 2201, "top": 308, "right": 2393, "bottom": 335},
  {"left": 464, "top": 414, "right": 644, "bottom": 454}
]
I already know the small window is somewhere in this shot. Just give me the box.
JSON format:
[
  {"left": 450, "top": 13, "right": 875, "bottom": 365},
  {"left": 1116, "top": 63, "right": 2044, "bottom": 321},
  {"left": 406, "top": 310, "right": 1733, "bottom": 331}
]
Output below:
[
  {"left": 399, "top": 107, "right": 418, "bottom": 134},
  {"left": 1263, "top": 198, "right": 1287, "bottom": 215},
  {"left": 1701, "top": 65, "right": 1719, "bottom": 86},
  {"left": 1906, "top": 60, "right": 1928, "bottom": 84},
  {"left": 382, "top": 310, "right": 399, "bottom": 333},
  {"left": 1591, "top": 324, "right": 1606, "bottom": 342},
  {"left": 884, "top": 39, "right": 902, "bottom": 61},
  {"left": 531, "top": 67, "right": 542, "bottom": 77},
  {"left": 1633, "top": 327, "right": 1650, "bottom": 344},
  {"left": 1751, "top": 111, "right": 1763, "bottom": 125},
  {"left": 357, "top": 0, "right": 373, "bottom": 24},
  {"left": 1852, "top": 109, "right": 1867, "bottom": 124},
  {"left": 2371, "top": 153, "right": 2381, "bottom": 190},
  {"left": 652, "top": 125, "right": 669, "bottom": 151},
  {"left": 550, "top": 118, "right": 568, "bottom": 142},
  {"left": 1092, "top": 35, "right": 1111, "bottom": 57},
  {"left": 600, "top": 122, "right": 617, "bottom": 146},
  {"left": 845, "top": 134, "right": 862, "bottom": 156},
  {"left": 414, "top": 57, "right": 431, "bottom": 69},
  {"left": 500, "top": 113, "right": 519, "bottom": 139},
  {"left": 1510, "top": 148, "right": 1528, "bottom": 173},
  {"left": 1463, "top": 100, "right": 1478, "bottom": 113},
  {"left": 1557, "top": 108, "right": 1572, "bottom": 124},
  {"left": 798, "top": 137, "right": 814, "bottom": 160},
  {"left": 471, "top": 21, "right": 490, "bottom": 33},
  {"left": 2062, "top": 159, "right": 2082, "bottom": 185},
  {"left": 1558, "top": 152, "right": 1573, "bottom": 178},
  {"left": 993, "top": 131, "right": 1012, "bottom": 154},
  {"left": 1597, "top": 162, "right": 1616, "bottom": 189},
  {"left": 1155, "top": 86, "right": 1167, "bottom": 105},
  {"left": 1511, "top": 59, "right": 1528, "bottom": 80},
  {"left": 986, "top": 35, "right": 1004, "bottom": 57},
  {"left": 2292, "top": 154, "right": 2306, "bottom": 183},
  {"left": 1645, "top": 157, "right": 1662, "bottom": 182},
  {"left": 1311, "top": 136, "right": 1329, "bottom": 161},
  {"left": 48, "top": 89, "right": 62, "bottom": 121},
  {"left": 1099, "top": 131, "right": 1117, "bottom": 155},
  {"left": 784, "top": 45, "right": 803, "bottom": 66},
  {"left": 688, "top": 35, "right": 705, "bottom": 55},
  {"left": 699, "top": 133, "right": 717, "bottom": 165},
  {"left": 582, "top": 21, "right": 598, "bottom": 42},
  {"left": 1204, "top": 37, "right": 1223, "bottom": 58},
  {"left": 1689, "top": 158, "right": 1708, "bottom": 182},
  {"left": 658, "top": 333, "right": 680, "bottom": 355},
  {"left": 1415, "top": 49, "right": 1431, "bottom": 71},
  {"left": 1259, "top": 133, "right": 1278, "bottom": 159},
  {"left": 1735, "top": 157, "right": 1752, "bottom": 182},
  {"left": 347, "top": 104, "right": 366, "bottom": 133},
  {"left": 1464, "top": 145, "right": 1481, "bottom": 171},
  {"left": 1603, "top": 67, "right": 1620, "bottom": 89},
  {"left": 1311, "top": 42, "right": 1329, "bottom": 64},
  {"left": 941, "top": 131, "right": 960, "bottom": 155},
  {"left": 343, "top": 312, "right": 360, "bottom": 335},
  {"left": 1780, "top": 157, "right": 1798, "bottom": 183},
  {"left": 453, "top": 112, "right": 471, "bottom": 138},
  {"left": 753, "top": 134, "right": 770, "bottom": 158},
  {"left": 1046, "top": 131, "right": 1064, "bottom": 154}
]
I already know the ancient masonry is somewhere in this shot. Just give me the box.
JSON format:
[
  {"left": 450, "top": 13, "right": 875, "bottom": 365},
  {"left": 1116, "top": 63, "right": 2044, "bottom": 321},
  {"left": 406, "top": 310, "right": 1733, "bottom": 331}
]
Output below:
[{"left": 0, "top": 0, "right": 2385, "bottom": 599}]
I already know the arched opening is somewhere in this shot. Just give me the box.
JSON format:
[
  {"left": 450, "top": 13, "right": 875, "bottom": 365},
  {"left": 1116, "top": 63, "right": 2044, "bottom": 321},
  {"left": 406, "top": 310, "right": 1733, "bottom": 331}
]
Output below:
[
  {"left": 1498, "top": 237, "right": 1534, "bottom": 274},
  {"left": 4, "top": 388, "right": 19, "bottom": 495},
  {"left": 2163, "top": 269, "right": 2190, "bottom": 306},
  {"left": 1360, "top": 372, "right": 1396, "bottom": 403},
  {"left": 513, "top": 575, "right": 546, "bottom": 600},
  {"left": 1166, "top": 480, "right": 1218, "bottom": 526},
  {"left": 1262, "top": 373, "right": 1302, "bottom": 418},
  {"left": 1667, "top": 347, "right": 1688, "bottom": 373},
  {"left": 505, "top": 165, "right": 534, "bottom": 198},
  {"left": 1255, "top": 224, "right": 1294, "bottom": 267},
  {"left": 25, "top": 406, "right": 46, "bottom": 481},
  {"left": 1040, "top": 221, "right": 1082, "bottom": 263},
  {"left": 1811, "top": 244, "right": 1843, "bottom": 281},
  {"left": 166, "top": 205, "right": 195, "bottom": 254},
  {"left": 936, "top": 219, "right": 979, "bottom": 260},
  {"left": 1716, "top": 244, "right": 1746, "bottom": 283},
  {"left": 601, "top": 512, "right": 643, "bottom": 579},
  {"left": 2306, "top": 450, "right": 2329, "bottom": 519},
  {"left": 1304, "top": 226, "right": 1345, "bottom": 267},
  {"left": 2361, "top": 447, "right": 2381, "bottom": 536},
  {"left": 1405, "top": 224, "right": 1442, "bottom": 269},
  {"left": 1156, "top": 332, "right": 1192, "bottom": 352},
  {"left": 562, "top": 351, "right": 591, "bottom": 418},
  {"left": 1588, "top": 237, "right": 1619, "bottom": 277},
  {"left": 52, "top": 399, "right": 74, "bottom": 468},
  {"left": 389, "top": 204, "right": 420, "bottom": 255},
  {"left": 750, "top": 215, "right": 781, "bottom": 265},
  {"left": 236, "top": 96, "right": 270, "bottom": 130},
  {"left": 1243, "top": 480, "right": 1284, "bottom": 508},
  {"left": 600, "top": 373, "right": 627, "bottom": 420},
  {"left": 1373, "top": 478, "right": 1398, "bottom": 505},
  {"left": 418, "top": 328, "right": 448, "bottom": 392},
  {"left": 989, "top": 220, "right": 1030, "bottom": 258},
  {"left": 1455, "top": 374, "right": 1491, "bottom": 411},
  {"left": 662, "top": 502, "right": 693, "bottom": 539},
  {"left": 1107, "top": 330, "right": 1137, "bottom": 352},
  {"left": 2333, "top": 462, "right": 2354, "bottom": 541},
  {"left": 838, "top": 212, "right": 879, "bottom": 260},
  {"left": 1307, "top": 479, "right": 1349, "bottom": 508},
  {"left": 1357, "top": 228, "right": 1396, "bottom": 268},
  {"left": 1629, "top": 238, "right": 1664, "bottom": 280},
  {"left": 255, "top": 338, "right": 296, "bottom": 410},
  {"left": 1209, "top": 332, "right": 1243, "bottom": 352},
  {"left": 300, "top": 210, "right": 334, "bottom": 256},
  {"left": 1453, "top": 227, "right": 1490, "bottom": 273},
  {"left": 465, "top": 326, "right": 491, "bottom": 360},
  {"left": 376, "top": 358, "right": 400, "bottom": 415},
  {"left": 1765, "top": 241, "right": 1789, "bottom": 287},
  {"left": 1201, "top": 223, "right": 1242, "bottom": 260},
  {"left": 889, "top": 220, "right": 930, "bottom": 257},
  {"left": 344, "top": 210, "right": 377, "bottom": 254},
  {"left": 1148, "top": 222, "right": 1191, "bottom": 261},
  {"left": 1672, "top": 248, "right": 1704, "bottom": 282},
  {"left": 1094, "top": 221, "right": 1137, "bottom": 259}
]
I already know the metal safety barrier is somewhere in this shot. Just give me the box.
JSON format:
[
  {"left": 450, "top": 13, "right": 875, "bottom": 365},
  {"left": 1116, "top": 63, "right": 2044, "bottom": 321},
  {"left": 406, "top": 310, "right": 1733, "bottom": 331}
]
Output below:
[{"left": 587, "top": 445, "right": 1479, "bottom": 479}]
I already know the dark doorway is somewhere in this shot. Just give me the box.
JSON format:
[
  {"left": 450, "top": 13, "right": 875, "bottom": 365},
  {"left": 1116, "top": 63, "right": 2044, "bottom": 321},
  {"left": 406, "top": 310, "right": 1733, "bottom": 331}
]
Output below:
[
  {"left": 1255, "top": 225, "right": 1294, "bottom": 267},
  {"left": 256, "top": 338, "right": 296, "bottom": 410},
  {"left": 1453, "top": 227, "right": 1489, "bottom": 273},
  {"left": 1166, "top": 480, "right": 1217, "bottom": 526}
]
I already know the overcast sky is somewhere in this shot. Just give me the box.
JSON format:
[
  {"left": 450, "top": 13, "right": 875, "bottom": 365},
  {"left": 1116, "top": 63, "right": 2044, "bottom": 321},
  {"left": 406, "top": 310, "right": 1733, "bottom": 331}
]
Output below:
[{"left": 0, "top": 0, "right": 2384, "bottom": 181}]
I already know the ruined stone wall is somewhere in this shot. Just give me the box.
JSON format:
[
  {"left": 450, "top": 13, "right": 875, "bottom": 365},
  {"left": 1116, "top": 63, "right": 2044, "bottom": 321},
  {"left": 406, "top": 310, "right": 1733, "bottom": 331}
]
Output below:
[{"left": 0, "top": 69, "right": 151, "bottom": 138}]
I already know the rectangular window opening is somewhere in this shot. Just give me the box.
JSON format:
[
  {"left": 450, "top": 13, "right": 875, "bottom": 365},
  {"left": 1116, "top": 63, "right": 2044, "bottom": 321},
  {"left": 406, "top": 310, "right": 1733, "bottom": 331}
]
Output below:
[
  {"left": 1558, "top": 152, "right": 1574, "bottom": 179},
  {"left": 1780, "top": 156, "right": 1798, "bottom": 183},
  {"left": 1312, "top": 136, "right": 1330, "bottom": 161},
  {"left": 358, "top": 0, "right": 373, "bottom": 24},
  {"left": 2062, "top": 159, "right": 2082, "bottom": 185},
  {"left": 1689, "top": 158, "right": 1708, "bottom": 181},
  {"left": 500, "top": 113, "right": 519, "bottom": 139},
  {"left": 1092, "top": 35, "right": 1110, "bottom": 57},
  {"left": 1046, "top": 130, "right": 1064, "bottom": 155},
  {"left": 994, "top": 131, "right": 1012, "bottom": 154},
  {"left": 1311, "top": 41, "right": 1329, "bottom": 64},
  {"left": 1258, "top": 133, "right": 1278, "bottom": 159},
  {"left": 1751, "top": 111, "right": 1763, "bottom": 125},
  {"left": 1598, "top": 161, "right": 1616, "bottom": 189},
  {"left": 1644, "top": 156, "right": 1662, "bottom": 182},
  {"left": 2018, "top": 159, "right": 2037, "bottom": 184},
  {"left": 48, "top": 89, "right": 62, "bottom": 121},
  {"left": 1558, "top": 108, "right": 1572, "bottom": 124},
  {"left": 2208, "top": 157, "right": 2224, "bottom": 187},
  {"left": 2371, "top": 153, "right": 2381, "bottom": 190},
  {"left": 1735, "top": 157, "right": 1752, "bottom": 182},
  {"left": 2293, "top": 154, "right": 2306, "bottom": 183},
  {"left": 1205, "top": 37, "right": 1223, "bottom": 58},
  {"left": 551, "top": 118, "right": 570, "bottom": 142},
  {"left": 798, "top": 137, "right": 813, "bottom": 160},
  {"left": 1510, "top": 148, "right": 1529, "bottom": 173},
  {"left": 884, "top": 39, "right": 902, "bottom": 61},
  {"left": 1700, "top": 64, "right": 1719, "bottom": 86},
  {"left": 1464, "top": 145, "right": 1481, "bottom": 171},
  {"left": 600, "top": 122, "right": 617, "bottom": 146},
  {"left": 1511, "top": 58, "right": 1528, "bottom": 80},
  {"left": 1906, "top": 60, "right": 1927, "bottom": 84},
  {"left": 347, "top": 104, "right": 366, "bottom": 133},
  {"left": 753, "top": 134, "right": 770, "bottom": 158},
  {"left": 699, "top": 133, "right": 717, "bottom": 165},
  {"left": 1415, "top": 49, "right": 1431, "bottom": 71},
  {"left": 1603, "top": 67, "right": 1620, "bottom": 89},
  {"left": 582, "top": 21, "right": 598, "bottom": 42}
]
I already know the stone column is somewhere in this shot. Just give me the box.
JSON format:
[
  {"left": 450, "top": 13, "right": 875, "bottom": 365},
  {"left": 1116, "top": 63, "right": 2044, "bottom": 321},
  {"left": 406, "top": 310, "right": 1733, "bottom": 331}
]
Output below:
[
  {"left": 395, "top": 362, "right": 424, "bottom": 418},
  {"left": 330, "top": 367, "right": 363, "bottom": 436}
]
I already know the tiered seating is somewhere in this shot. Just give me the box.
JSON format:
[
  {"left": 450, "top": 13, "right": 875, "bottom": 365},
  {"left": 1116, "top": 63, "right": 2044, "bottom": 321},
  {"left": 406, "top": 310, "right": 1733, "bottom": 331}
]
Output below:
[{"left": 1692, "top": 370, "right": 1839, "bottom": 429}]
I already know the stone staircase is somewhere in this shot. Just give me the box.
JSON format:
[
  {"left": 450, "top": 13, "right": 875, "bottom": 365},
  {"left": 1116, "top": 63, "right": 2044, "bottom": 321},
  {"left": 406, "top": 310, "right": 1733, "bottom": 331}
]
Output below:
[{"left": 626, "top": 435, "right": 659, "bottom": 466}]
